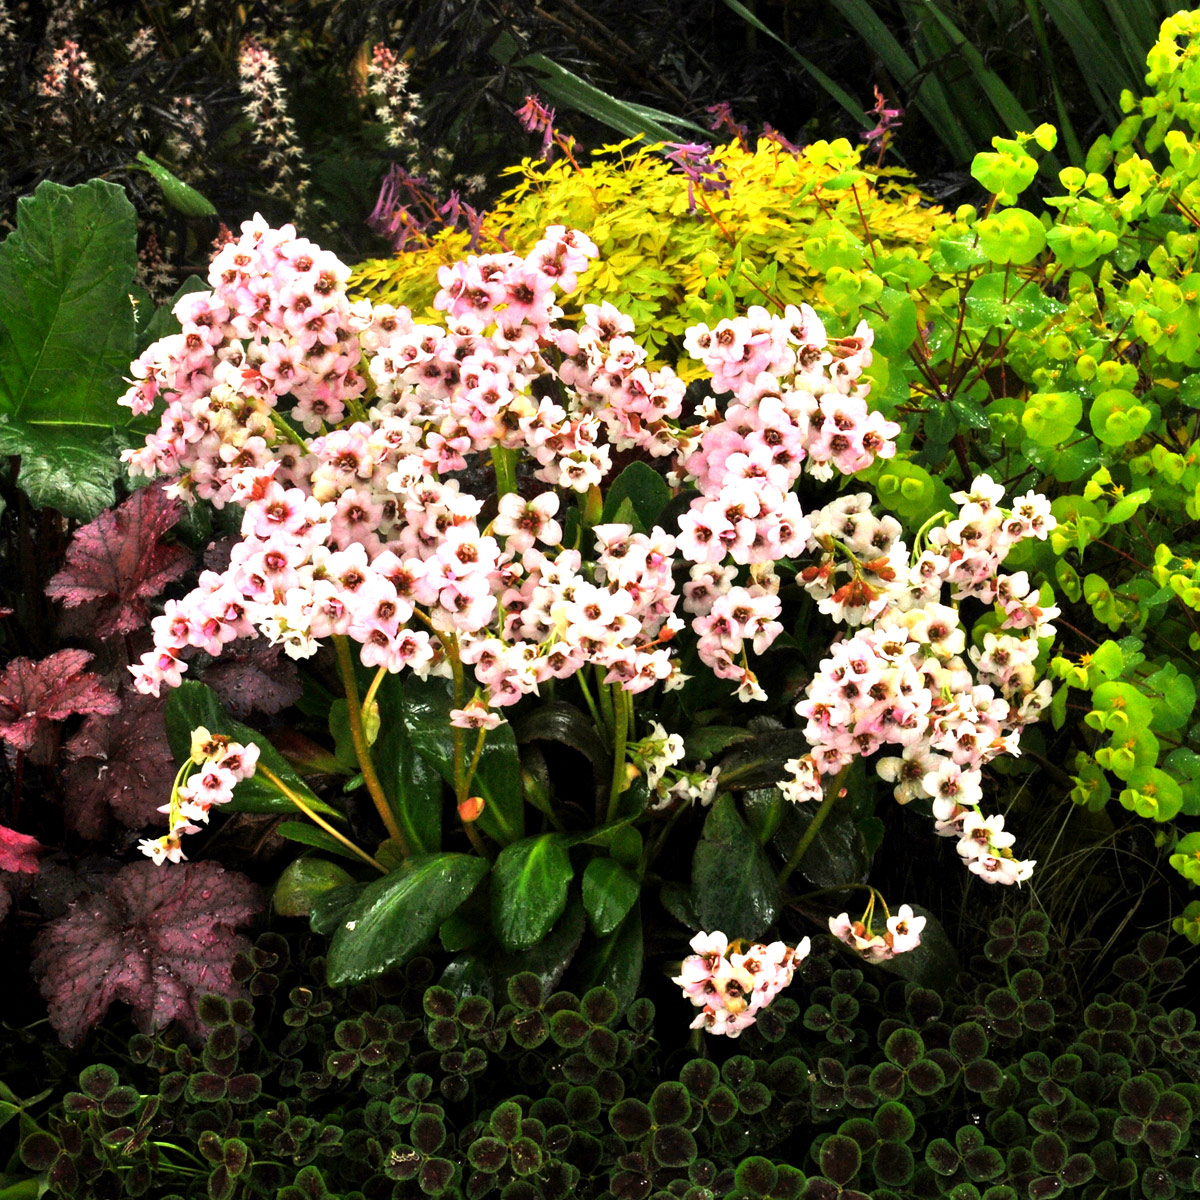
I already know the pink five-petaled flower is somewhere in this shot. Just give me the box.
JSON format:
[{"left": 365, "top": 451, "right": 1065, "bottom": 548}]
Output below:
[
  {"left": 492, "top": 491, "right": 562, "bottom": 555},
  {"left": 449, "top": 697, "right": 502, "bottom": 730},
  {"left": 673, "top": 929, "right": 809, "bottom": 1038},
  {"left": 0, "top": 649, "right": 120, "bottom": 764}
]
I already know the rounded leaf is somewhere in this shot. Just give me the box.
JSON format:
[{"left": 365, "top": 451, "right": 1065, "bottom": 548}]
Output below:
[{"left": 819, "top": 1135, "right": 862, "bottom": 1186}]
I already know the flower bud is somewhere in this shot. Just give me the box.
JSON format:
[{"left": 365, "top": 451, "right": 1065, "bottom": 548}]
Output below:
[{"left": 458, "top": 795, "right": 485, "bottom": 823}]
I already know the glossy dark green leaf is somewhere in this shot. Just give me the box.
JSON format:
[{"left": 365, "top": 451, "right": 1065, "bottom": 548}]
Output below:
[
  {"left": 683, "top": 724, "right": 755, "bottom": 761},
  {"left": 582, "top": 857, "right": 640, "bottom": 936},
  {"left": 374, "top": 673, "right": 443, "bottom": 854},
  {"left": 275, "top": 821, "right": 365, "bottom": 864},
  {"left": 164, "top": 681, "right": 342, "bottom": 817},
  {"left": 569, "top": 905, "right": 643, "bottom": 1016},
  {"left": 137, "top": 275, "right": 208, "bottom": 351},
  {"left": 309, "top": 882, "right": 368, "bottom": 936},
  {"left": 0, "top": 179, "right": 138, "bottom": 430},
  {"left": 494, "top": 895, "right": 586, "bottom": 997},
  {"left": 491, "top": 834, "right": 574, "bottom": 951},
  {"left": 691, "top": 794, "right": 778, "bottom": 940},
  {"left": 600, "top": 461, "right": 671, "bottom": 530},
  {"left": 513, "top": 701, "right": 608, "bottom": 772},
  {"left": 273, "top": 857, "right": 356, "bottom": 918},
  {"left": 773, "top": 793, "right": 871, "bottom": 889},
  {"left": 326, "top": 853, "right": 490, "bottom": 985},
  {"left": 399, "top": 674, "right": 524, "bottom": 845}
]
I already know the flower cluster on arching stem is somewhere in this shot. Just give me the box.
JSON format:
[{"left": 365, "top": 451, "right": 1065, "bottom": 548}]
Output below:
[
  {"left": 674, "top": 930, "right": 810, "bottom": 1037},
  {"left": 139, "top": 726, "right": 258, "bottom": 864}
]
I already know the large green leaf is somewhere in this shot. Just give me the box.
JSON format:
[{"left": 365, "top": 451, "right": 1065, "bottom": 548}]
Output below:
[
  {"left": 569, "top": 905, "right": 643, "bottom": 1016},
  {"left": 164, "top": 680, "right": 342, "bottom": 818},
  {"left": 325, "top": 853, "right": 490, "bottom": 985},
  {"left": 491, "top": 834, "right": 574, "bottom": 951},
  {"left": 581, "top": 857, "right": 640, "bottom": 936},
  {"left": 601, "top": 461, "right": 671, "bottom": 531},
  {"left": 0, "top": 179, "right": 137, "bottom": 430},
  {"left": 773, "top": 793, "right": 872, "bottom": 889},
  {"left": 273, "top": 857, "right": 356, "bottom": 918},
  {"left": 691, "top": 794, "right": 779, "bottom": 940},
  {"left": 374, "top": 673, "right": 443, "bottom": 854},
  {"left": 400, "top": 674, "right": 525, "bottom": 845},
  {"left": 0, "top": 421, "right": 127, "bottom": 521}
]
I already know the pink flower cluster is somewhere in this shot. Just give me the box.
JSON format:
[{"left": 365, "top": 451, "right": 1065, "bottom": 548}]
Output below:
[
  {"left": 783, "top": 475, "right": 1057, "bottom": 885},
  {"left": 117, "top": 219, "right": 1055, "bottom": 883},
  {"left": 673, "top": 931, "right": 810, "bottom": 1037},
  {"left": 139, "top": 727, "right": 259, "bottom": 864},
  {"left": 829, "top": 902, "right": 925, "bottom": 963}
]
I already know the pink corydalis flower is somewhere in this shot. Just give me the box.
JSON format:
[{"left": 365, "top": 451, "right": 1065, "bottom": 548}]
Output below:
[
  {"left": 515, "top": 94, "right": 556, "bottom": 160},
  {"left": 663, "top": 142, "right": 730, "bottom": 213},
  {"left": 862, "top": 85, "right": 904, "bottom": 155}
]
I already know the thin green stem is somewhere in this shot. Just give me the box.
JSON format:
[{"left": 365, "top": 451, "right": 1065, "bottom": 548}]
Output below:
[
  {"left": 260, "top": 765, "right": 387, "bottom": 874},
  {"left": 779, "top": 765, "right": 851, "bottom": 888},
  {"left": 463, "top": 726, "right": 488, "bottom": 799},
  {"left": 491, "top": 445, "right": 518, "bottom": 497},
  {"left": 332, "top": 634, "right": 407, "bottom": 853},
  {"left": 361, "top": 664, "right": 388, "bottom": 720},
  {"left": 576, "top": 669, "right": 605, "bottom": 736},
  {"left": 269, "top": 410, "right": 309, "bottom": 451},
  {"left": 606, "top": 685, "right": 629, "bottom": 823}
]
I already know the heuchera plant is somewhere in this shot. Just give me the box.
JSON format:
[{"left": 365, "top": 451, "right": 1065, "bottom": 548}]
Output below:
[{"left": 113, "top": 214, "right": 1056, "bottom": 1025}]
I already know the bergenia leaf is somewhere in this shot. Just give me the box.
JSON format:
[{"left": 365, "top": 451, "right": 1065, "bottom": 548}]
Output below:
[
  {"left": 201, "top": 641, "right": 303, "bottom": 719},
  {"left": 31, "top": 861, "right": 261, "bottom": 1048},
  {"left": 62, "top": 691, "right": 175, "bottom": 837},
  {"left": 45, "top": 481, "right": 193, "bottom": 638},
  {"left": 0, "top": 649, "right": 120, "bottom": 763}
]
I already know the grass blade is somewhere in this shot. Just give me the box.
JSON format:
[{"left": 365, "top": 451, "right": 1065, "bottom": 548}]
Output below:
[
  {"left": 916, "top": 0, "right": 1062, "bottom": 174},
  {"left": 720, "top": 0, "right": 870, "bottom": 129},
  {"left": 513, "top": 52, "right": 708, "bottom": 143},
  {"left": 827, "top": 0, "right": 975, "bottom": 162},
  {"left": 1039, "top": 0, "right": 1135, "bottom": 122}
]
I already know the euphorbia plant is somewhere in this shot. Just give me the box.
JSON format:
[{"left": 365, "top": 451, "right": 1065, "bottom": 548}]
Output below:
[{"left": 118, "top": 214, "right": 1055, "bottom": 1015}]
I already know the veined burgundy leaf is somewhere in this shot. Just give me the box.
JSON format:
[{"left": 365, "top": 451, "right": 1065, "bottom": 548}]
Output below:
[
  {"left": 62, "top": 691, "right": 174, "bottom": 837},
  {"left": 0, "top": 649, "right": 120, "bottom": 763},
  {"left": 0, "top": 824, "right": 42, "bottom": 922},
  {"left": 31, "top": 861, "right": 261, "bottom": 1048},
  {"left": 202, "top": 640, "right": 302, "bottom": 719},
  {"left": 0, "top": 822, "right": 40, "bottom": 874},
  {"left": 45, "top": 481, "right": 194, "bottom": 638}
]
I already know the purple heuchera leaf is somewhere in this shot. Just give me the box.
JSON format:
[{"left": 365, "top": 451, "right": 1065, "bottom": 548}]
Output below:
[
  {"left": 45, "top": 481, "right": 194, "bottom": 638},
  {"left": 0, "top": 649, "right": 121, "bottom": 764},
  {"left": 32, "top": 861, "right": 262, "bottom": 1048},
  {"left": 61, "top": 691, "right": 175, "bottom": 837},
  {"left": 201, "top": 640, "right": 303, "bottom": 719}
]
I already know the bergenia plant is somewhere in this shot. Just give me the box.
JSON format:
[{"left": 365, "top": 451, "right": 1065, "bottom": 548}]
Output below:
[{"left": 116, "top": 215, "right": 1057, "bottom": 1016}]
